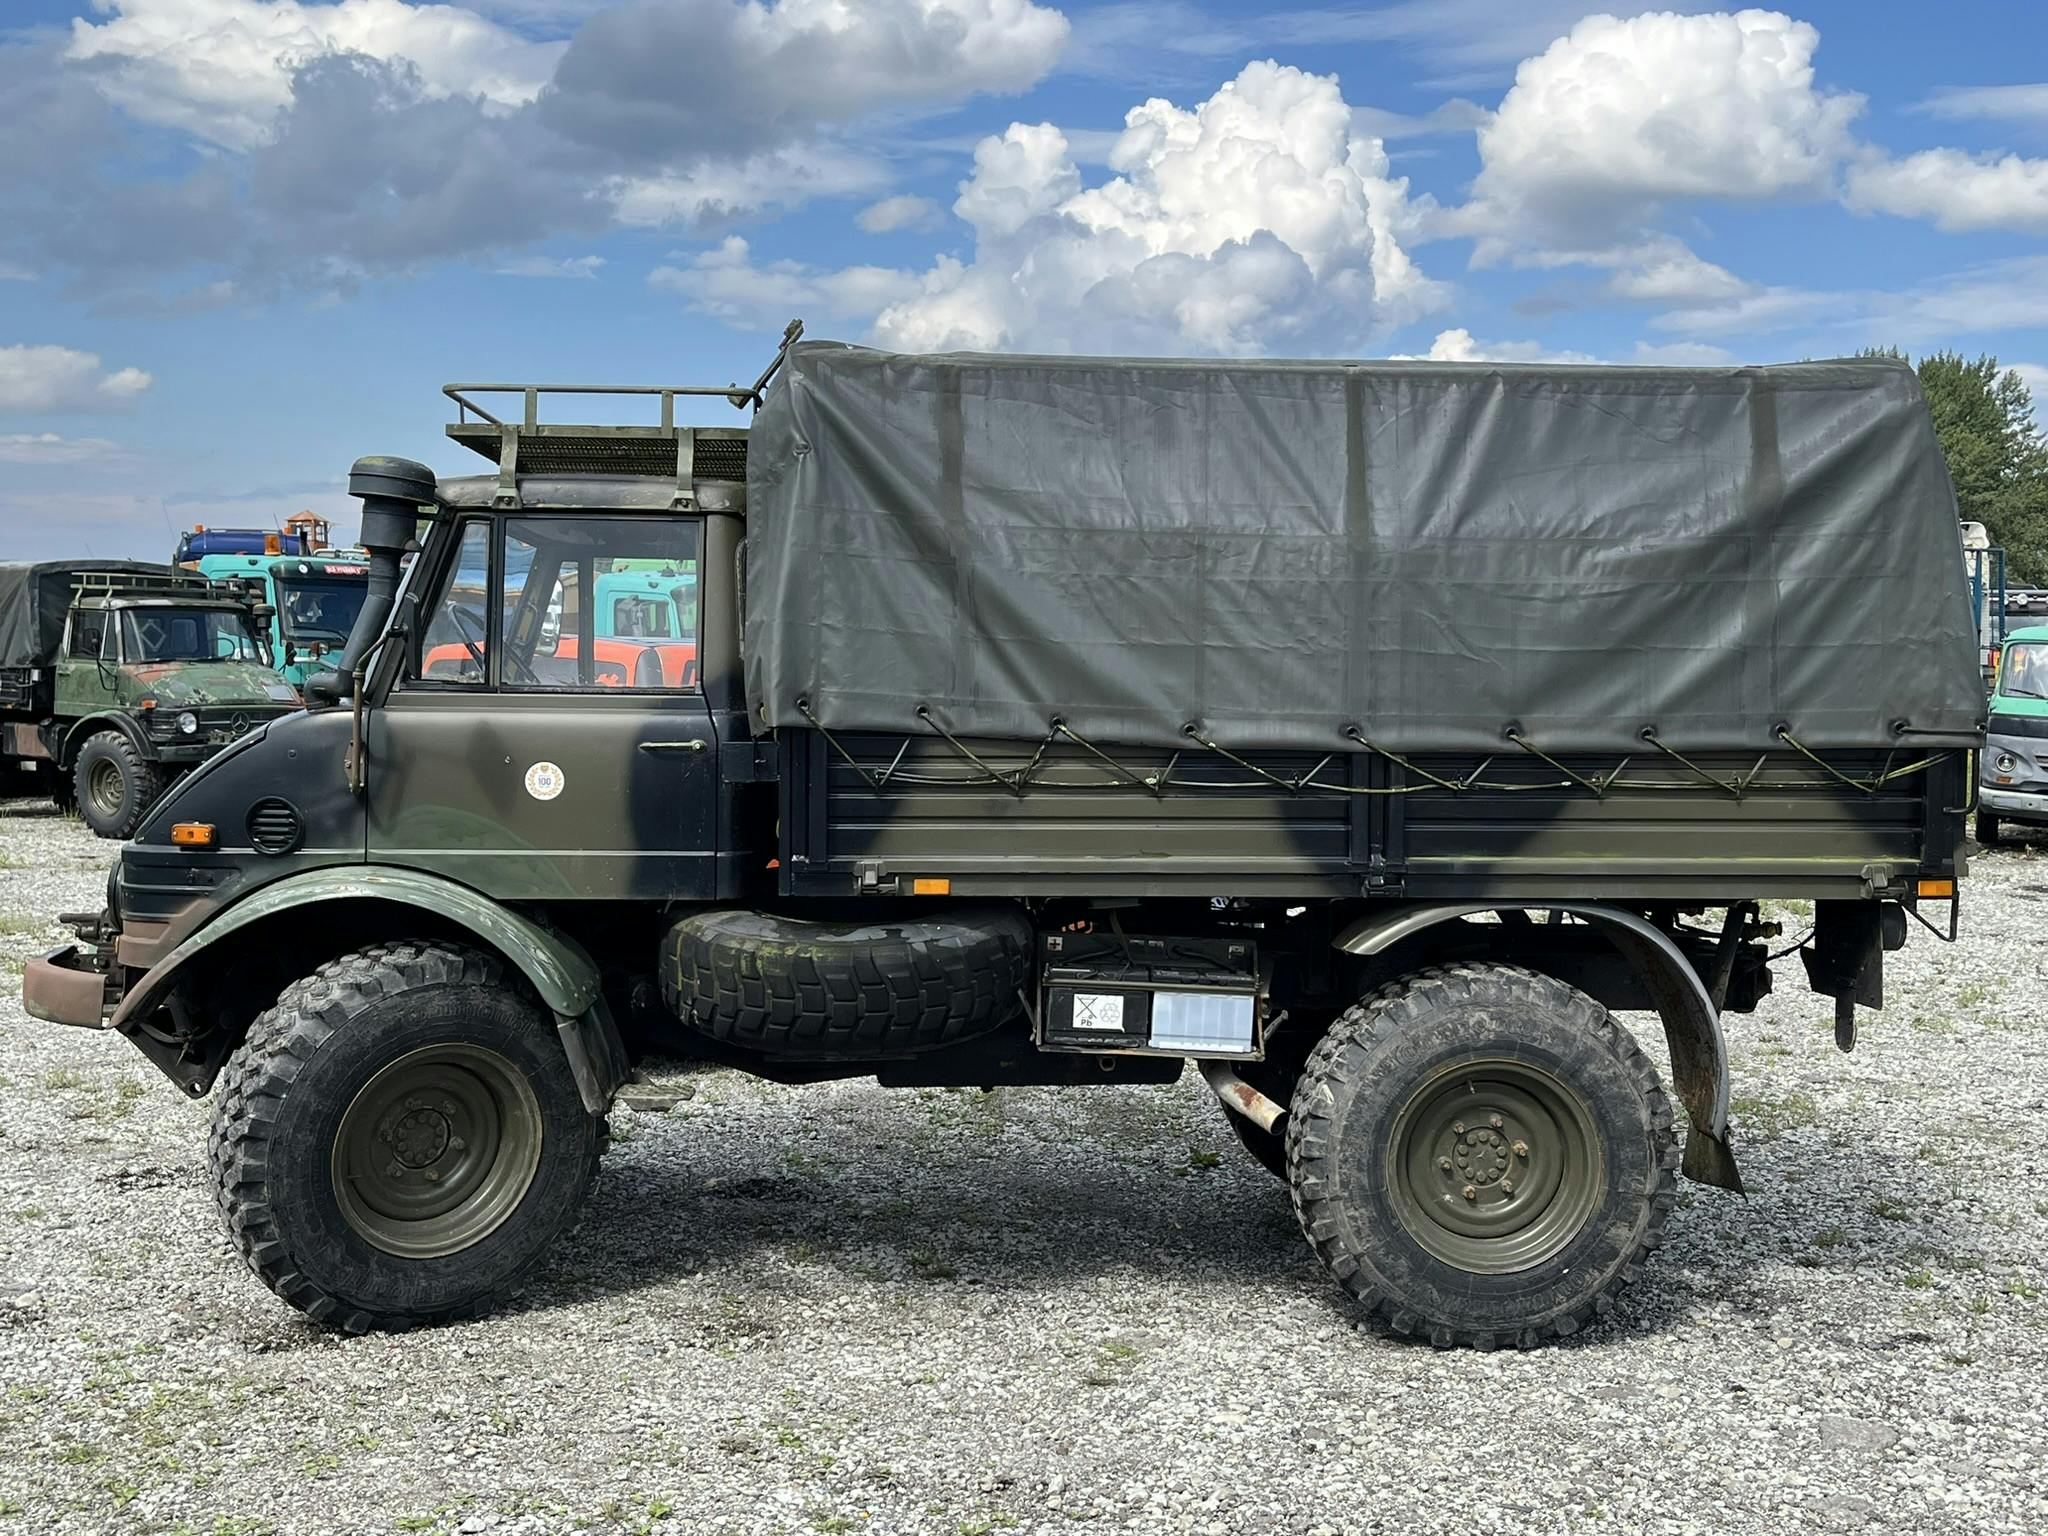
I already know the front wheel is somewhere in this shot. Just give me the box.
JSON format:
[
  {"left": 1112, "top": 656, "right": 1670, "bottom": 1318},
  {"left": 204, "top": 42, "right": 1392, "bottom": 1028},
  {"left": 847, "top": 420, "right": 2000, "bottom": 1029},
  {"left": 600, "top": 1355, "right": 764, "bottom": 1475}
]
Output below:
[
  {"left": 72, "top": 731, "right": 162, "bottom": 839},
  {"left": 1286, "top": 963, "right": 1678, "bottom": 1348},
  {"left": 1975, "top": 812, "right": 2001, "bottom": 846},
  {"left": 210, "top": 942, "right": 603, "bottom": 1332}
]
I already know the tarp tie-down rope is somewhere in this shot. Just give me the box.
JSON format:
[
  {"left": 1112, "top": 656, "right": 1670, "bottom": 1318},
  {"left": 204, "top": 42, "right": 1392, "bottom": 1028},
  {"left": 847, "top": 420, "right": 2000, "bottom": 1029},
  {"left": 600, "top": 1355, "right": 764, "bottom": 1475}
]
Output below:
[{"left": 793, "top": 702, "right": 1951, "bottom": 802}]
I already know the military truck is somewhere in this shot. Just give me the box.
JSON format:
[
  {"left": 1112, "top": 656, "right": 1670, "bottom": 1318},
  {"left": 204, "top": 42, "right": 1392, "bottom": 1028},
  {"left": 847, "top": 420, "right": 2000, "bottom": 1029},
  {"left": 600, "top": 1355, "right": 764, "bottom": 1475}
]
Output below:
[
  {"left": 0, "top": 562, "right": 302, "bottom": 837},
  {"left": 23, "top": 338, "right": 1984, "bottom": 1348}
]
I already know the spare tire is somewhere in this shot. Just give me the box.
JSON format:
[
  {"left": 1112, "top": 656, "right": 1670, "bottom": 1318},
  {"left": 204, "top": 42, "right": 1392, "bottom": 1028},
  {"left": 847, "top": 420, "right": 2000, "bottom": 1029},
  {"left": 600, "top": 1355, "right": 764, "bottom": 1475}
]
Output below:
[{"left": 661, "top": 907, "right": 1033, "bottom": 1058}]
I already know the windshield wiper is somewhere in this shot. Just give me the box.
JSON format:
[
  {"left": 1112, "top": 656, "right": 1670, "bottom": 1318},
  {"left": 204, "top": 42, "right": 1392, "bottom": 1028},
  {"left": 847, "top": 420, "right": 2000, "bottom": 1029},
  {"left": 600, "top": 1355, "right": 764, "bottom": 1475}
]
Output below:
[{"left": 2003, "top": 687, "right": 2046, "bottom": 700}]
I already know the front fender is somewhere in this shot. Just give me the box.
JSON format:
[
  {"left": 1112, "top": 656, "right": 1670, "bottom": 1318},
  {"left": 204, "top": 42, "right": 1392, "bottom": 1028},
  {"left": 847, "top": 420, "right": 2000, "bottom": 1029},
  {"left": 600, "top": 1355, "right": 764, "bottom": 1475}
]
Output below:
[
  {"left": 60, "top": 711, "right": 155, "bottom": 766},
  {"left": 1334, "top": 901, "right": 1742, "bottom": 1193},
  {"left": 112, "top": 865, "right": 600, "bottom": 1033}
]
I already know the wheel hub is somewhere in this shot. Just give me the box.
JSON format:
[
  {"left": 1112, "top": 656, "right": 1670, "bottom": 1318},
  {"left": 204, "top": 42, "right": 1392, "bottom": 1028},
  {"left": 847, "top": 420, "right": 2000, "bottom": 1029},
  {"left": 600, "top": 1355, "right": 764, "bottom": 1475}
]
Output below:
[
  {"left": 331, "top": 1044, "right": 543, "bottom": 1260},
  {"left": 384, "top": 1100, "right": 454, "bottom": 1169},
  {"left": 1386, "top": 1059, "right": 1606, "bottom": 1275}
]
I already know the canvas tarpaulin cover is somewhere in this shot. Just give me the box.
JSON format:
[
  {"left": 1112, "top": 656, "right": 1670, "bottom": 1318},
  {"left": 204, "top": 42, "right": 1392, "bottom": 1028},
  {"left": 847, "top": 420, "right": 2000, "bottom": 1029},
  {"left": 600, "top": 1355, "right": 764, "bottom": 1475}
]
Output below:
[
  {"left": 743, "top": 343, "right": 1985, "bottom": 754},
  {"left": 0, "top": 562, "right": 171, "bottom": 670}
]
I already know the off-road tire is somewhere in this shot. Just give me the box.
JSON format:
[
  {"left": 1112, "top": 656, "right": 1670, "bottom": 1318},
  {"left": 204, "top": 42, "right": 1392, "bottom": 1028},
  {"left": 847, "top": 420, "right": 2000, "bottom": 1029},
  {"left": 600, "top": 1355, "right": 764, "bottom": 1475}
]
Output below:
[
  {"left": 1975, "top": 812, "right": 2001, "bottom": 846},
  {"left": 662, "top": 906, "right": 1032, "bottom": 1057},
  {"left": 210, "top": 942, "right": 603, "bottom": 1333},
  {"left": 72, "top": 731, "right": 160, "bottom": 839},
  {"left": 1286, "top": 963, "right": 1678, "bottom": 1348}
]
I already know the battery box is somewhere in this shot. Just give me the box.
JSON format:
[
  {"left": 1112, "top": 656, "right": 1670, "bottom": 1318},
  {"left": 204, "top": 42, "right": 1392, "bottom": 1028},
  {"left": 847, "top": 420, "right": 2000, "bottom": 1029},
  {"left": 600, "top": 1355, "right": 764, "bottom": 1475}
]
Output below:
[{"left": 1038, "top": 932, "right": 1261, "bottom": 1059}]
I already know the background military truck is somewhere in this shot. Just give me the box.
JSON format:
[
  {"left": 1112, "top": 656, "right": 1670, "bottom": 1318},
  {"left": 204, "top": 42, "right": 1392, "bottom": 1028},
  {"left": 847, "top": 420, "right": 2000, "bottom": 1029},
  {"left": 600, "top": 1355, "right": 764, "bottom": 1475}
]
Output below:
[
  {"left": 24, "top": 340, "right": 1984, "bottom": 1349},
  {"left": 0, "top": 562, "right": 302, "bottom": 837}
]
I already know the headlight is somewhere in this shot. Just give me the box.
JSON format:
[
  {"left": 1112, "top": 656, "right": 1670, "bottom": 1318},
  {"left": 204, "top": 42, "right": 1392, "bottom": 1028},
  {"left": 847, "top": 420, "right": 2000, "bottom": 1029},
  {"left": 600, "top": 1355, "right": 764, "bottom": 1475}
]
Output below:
[
  {"left": 1994, "top": 751, "right": 2018, "bottom": 775},
  {"left": 177, "top": 711, "right": 199, "bottom": 735}
]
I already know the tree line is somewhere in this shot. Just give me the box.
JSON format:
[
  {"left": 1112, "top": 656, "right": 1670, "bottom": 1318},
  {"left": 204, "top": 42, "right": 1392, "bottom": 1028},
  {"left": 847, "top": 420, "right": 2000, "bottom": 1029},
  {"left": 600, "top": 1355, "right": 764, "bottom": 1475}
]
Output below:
[{"left": 1863, "top": 347, "right": 2048, "bottom": 586}]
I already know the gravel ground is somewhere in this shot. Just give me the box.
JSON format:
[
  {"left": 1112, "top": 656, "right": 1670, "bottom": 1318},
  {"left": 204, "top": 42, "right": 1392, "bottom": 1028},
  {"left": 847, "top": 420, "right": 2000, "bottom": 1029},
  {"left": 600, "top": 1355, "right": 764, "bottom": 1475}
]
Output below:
[{"left": 1, "top": 795, "right": 2044, "bottom": 1536}]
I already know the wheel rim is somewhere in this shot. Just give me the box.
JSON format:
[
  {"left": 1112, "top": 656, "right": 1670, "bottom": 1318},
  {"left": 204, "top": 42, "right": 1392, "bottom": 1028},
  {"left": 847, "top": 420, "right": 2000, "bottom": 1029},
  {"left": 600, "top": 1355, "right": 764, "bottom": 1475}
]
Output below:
[
  {"left": 1383, "top": 1059, "right": 1606, "bottom": 1275},
  {"left": 331, "top": 1043, "right": 544, "bottom": 1259},
  {"left": 85, "top": 756, "right": 125, "bottom": 820}
]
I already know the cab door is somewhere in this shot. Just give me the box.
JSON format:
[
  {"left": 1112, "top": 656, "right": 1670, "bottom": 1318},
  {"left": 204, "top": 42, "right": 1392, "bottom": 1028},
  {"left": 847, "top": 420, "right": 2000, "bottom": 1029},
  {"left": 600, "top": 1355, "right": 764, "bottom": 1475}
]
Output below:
[{"left": 366, "top": 512, "right": 720, "bottom": 901}]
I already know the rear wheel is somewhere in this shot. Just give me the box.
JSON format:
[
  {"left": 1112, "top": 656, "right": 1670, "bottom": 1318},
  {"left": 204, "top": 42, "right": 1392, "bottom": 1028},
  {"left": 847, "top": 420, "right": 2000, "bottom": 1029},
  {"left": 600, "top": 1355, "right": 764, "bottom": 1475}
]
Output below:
[
  {"left": 210, "top": 942, "right": 602, "bottom": 1332},
  {"left": 1975, "top": 812, "right": 2001, "bottom": 846},
  {"left": 1287, "top": 963, "right": 1677, "bottom": 1348},
  {"left": 72, "top": 731, "right": 161, "bottom": 839}
]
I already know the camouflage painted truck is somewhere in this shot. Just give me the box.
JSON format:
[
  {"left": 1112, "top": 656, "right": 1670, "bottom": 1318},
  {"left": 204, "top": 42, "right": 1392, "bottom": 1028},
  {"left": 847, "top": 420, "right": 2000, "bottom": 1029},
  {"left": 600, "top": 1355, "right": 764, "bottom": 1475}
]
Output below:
[
  {"left": 22, "top": 339, "right": 1986, "bottom": 1348},
  {"left": 0, "top": 562, "right": 301, "bottom": 837}
]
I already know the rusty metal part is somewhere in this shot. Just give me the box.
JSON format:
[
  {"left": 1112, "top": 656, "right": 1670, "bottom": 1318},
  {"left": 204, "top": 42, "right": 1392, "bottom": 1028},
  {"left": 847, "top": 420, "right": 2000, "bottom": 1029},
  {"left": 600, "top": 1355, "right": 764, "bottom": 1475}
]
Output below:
[{"left": 1198, "top": 1059, "right": 1285, "bottom": 1135}]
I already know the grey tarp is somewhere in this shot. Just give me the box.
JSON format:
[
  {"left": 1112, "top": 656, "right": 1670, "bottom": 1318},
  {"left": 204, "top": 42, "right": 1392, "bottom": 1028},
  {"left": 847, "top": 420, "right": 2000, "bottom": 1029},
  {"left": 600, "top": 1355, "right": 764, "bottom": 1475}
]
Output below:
[
  {"left": 0, "top": 562, "right": 172, "bottom": 669},
  {"left": 743, "top": 343, "right": 1986, "bottom": 753}
]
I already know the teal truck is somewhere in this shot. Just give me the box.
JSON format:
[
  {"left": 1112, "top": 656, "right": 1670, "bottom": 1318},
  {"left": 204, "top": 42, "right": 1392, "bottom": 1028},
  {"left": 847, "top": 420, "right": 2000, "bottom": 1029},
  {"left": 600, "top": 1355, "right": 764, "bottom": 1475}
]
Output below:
[
  {"left": 0, "top": 562, "right": 302, "bottom": 837},
  {"left": 188, "top": 550, "right": 372, "bottom": 690},
  {"left": 1978, "top": 623, "right": 2048, "bottom": 843}
]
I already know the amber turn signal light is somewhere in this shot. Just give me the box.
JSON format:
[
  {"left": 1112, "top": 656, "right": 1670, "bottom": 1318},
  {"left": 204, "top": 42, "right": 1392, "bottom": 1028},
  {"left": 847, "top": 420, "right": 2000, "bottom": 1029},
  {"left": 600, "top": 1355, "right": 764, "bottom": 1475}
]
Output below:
[
  {"left": 911, "top": 877, "right": 952, "bottom": 895},
  {"left": 1915, "top": 877, "right": 1954, "bottom": 899},
  {"left": 169, "top": 823, "right": 216, "bottom": 848}
]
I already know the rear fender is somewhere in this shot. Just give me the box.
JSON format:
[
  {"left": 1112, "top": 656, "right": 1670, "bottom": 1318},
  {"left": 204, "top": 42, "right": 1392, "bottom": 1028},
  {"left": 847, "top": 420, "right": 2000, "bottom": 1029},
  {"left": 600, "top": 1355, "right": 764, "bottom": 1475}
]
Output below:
[
  {"left": 1334, "top": 902, "right": 1742, "bottom": 1193},
  {"left": 112, "top": 866, "right": 623, "bottom": 1111}
]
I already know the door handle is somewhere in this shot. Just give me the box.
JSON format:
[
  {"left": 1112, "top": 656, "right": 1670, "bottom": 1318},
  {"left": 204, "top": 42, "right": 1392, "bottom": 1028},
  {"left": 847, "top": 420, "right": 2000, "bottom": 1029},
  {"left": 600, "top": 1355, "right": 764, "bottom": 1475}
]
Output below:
[{"left": 639, "top": 738, "right": 709, "bottom": 753}]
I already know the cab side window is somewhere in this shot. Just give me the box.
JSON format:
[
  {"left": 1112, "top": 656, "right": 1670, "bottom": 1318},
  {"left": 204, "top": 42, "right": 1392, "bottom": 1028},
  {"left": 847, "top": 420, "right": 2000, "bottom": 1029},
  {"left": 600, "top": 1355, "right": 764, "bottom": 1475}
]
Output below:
[
  {"left": 416, "top": 520, "right": 491, "bottom": 685},
  {"left": 67, "top": 613, "right": 108, "bottom": 660},
  {"left": 500, "top": 516, "right": 701, "bottom": 692}
]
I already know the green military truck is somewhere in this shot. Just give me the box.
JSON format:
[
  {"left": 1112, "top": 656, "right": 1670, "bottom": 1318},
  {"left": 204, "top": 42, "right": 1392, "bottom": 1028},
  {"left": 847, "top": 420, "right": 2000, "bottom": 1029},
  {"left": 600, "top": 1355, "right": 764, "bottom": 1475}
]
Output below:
[
  {"left": 0, "top": 562, "right": 302, "bottom": 837},
  {"left": 23, "top": 340, "right": 1984, "bottom": 1347}
]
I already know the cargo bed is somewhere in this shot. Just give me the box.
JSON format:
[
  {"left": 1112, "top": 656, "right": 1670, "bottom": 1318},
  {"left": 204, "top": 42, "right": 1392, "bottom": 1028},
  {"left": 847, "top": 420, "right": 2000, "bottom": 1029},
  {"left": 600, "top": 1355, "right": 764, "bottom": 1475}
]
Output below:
[{"left": 775, "top": 728, "right": 1968, "bottom": 902}]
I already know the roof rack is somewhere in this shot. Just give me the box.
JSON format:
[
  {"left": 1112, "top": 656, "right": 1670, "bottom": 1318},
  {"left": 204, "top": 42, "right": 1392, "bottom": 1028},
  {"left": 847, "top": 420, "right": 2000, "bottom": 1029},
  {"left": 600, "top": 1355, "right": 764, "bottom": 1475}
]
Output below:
[
  {"left": 442, "top": 319, "right": 801, "bottom": 506},
  {"left": 74, "top": 569, "right": 221, "bottom": 602}
]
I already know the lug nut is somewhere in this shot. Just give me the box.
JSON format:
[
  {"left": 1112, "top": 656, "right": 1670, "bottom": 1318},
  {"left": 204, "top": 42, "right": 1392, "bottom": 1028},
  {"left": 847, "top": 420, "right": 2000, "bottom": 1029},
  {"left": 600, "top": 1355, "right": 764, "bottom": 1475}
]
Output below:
[
  {"left": 1463, "top": 1185, "right": 1478, "bottom": 1201},
  {"left": 1502, "top": 1180, "right": 1515, "bottom": 1196},
  {"left": 1439, "top": 1158, "right": 1453, "bottom": 1174},
  {"left": 1452, "top": 1121, "right": 1466, "bottom": 1135},
  {"left": 1513, "top": 1141, "right": 1529, "bottom": 1159},
  {"left": 1489, "top": 1114, "right": 1504, "bottom": 1129},
  {"left": 385, "top": 1162, "right": 406, "bottom": 1180},
  {"left": 424, "top": 1168, "right": 442, "bottom": 1183},
  {"left": 449, "top": 1137, "right": 466, "bottom": 1153}
]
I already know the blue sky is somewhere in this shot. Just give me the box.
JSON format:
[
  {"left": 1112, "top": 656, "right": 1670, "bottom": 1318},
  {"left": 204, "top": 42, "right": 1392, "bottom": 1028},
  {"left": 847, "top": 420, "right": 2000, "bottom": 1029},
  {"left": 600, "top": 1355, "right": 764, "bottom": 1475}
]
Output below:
[{"left": 3, "top": 0, "right": 2047, "bottom": 559}]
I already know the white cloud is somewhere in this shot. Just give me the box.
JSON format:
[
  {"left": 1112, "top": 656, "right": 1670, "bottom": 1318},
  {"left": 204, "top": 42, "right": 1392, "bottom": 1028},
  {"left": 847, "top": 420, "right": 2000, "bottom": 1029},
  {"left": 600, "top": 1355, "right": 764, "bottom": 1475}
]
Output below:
[
  {"left": 0, "top": 345, "right": 154, "bottom": 413},
  {"left": 66, "top": 0, "right": 564, "bottom": 150},
  {"left": 865, "top": 60, "right": 1446, "bottom": 355},
  {"left": 493, "top": 253, "right": 604, "bottom": 278},
  {"left": 856, "top": 194, "right": 944, "bottom": 235},
  {"left": 1845, "top": 147, "right": 2048, "bottom": 234},
  {"left": 1914, "top": 83, "right": 2048, "bottom": 125},
  {"left": 1458, "top": 9, "right": 1861, "bottom": 257},
  {"left": 1393, "top": 327, "right": 1600, "bottom": 364},
  {"left": 650, "top": 236, "right": 931, "bottom": 330},
  {"left": 1602, "top": 243, "right": 1752, "bottom": 304},
  {"left": 0, "top": 433, "right": 122, "bottom": 464},
  {"left": 609, "top": 143, "right": 889, "bottom": 228}
]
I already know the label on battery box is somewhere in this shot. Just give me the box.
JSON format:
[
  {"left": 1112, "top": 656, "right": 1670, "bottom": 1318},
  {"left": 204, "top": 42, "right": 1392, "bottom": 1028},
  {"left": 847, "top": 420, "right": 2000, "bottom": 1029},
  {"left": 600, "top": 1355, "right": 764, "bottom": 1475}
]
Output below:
[{"left": 1070, "top": 993, "right": 1126, "bottom": 1031}]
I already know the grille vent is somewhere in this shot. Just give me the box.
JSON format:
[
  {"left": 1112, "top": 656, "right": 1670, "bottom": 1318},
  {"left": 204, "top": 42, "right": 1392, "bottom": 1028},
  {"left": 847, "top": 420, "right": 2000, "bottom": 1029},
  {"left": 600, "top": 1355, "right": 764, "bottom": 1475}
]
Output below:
[{"left": 247, "top": 798, "right": 304, "bottom": 856}]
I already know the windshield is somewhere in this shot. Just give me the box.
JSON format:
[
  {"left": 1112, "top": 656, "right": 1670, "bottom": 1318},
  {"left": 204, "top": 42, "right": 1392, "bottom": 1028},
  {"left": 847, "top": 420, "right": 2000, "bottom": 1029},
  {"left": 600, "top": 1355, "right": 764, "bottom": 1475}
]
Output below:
[
  {"left": 1999, "top": 642, "right": 2047, "bottom": 700},
  {"left": 279, "top": 576, "right": 370, "bottom": 644},
  {"left": 119, "top": 608, "right": 263, "bottom": 664}
]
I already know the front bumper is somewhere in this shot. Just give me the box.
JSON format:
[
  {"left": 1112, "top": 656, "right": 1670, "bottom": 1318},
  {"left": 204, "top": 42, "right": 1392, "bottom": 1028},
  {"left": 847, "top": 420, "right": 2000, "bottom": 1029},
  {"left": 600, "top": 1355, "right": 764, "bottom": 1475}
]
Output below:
[
  {"left": 22, "top": 945, "right": 111, "bottom": 1028},
  {"left": 1979, "top": 783, "right": 2048, "bottom": 822}
]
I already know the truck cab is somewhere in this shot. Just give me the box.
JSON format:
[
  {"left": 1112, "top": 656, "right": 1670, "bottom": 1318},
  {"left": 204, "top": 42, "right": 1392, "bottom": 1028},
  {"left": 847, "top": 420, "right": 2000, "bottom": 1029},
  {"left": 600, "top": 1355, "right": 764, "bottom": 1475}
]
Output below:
[
  {"left": 191, "top": 549, "right": 373, "bottom": 689},
  {"left": 1977, "top": 622, "right": 2048, "bottom": 843}
]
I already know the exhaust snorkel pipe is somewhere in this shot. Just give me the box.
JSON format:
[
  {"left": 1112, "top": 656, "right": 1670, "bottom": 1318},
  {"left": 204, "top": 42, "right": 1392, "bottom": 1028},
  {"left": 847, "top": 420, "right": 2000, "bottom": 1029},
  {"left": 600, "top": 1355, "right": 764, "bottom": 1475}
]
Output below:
[{"left": 305, "top": 455, "right": 436, "bottom": 708}]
